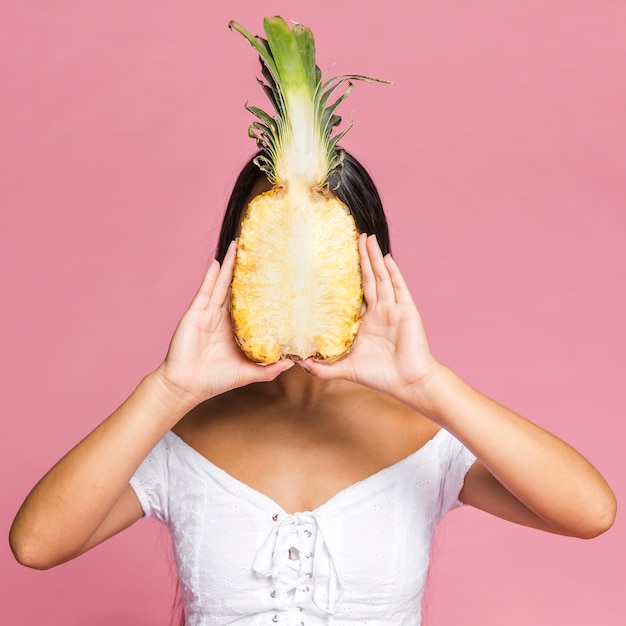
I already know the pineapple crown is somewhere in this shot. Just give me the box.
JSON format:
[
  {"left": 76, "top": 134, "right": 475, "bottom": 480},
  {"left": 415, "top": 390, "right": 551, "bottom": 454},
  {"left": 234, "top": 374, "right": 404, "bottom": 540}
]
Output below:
[{"left": 229, "top": 17, "right": 389, "bottom": 188}]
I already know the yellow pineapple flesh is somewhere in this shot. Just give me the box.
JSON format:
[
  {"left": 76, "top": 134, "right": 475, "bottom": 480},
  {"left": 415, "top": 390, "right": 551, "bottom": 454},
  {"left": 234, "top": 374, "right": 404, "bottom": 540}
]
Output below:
[{"left": 232, "top": 185, "right": 361, "bottom": 363}]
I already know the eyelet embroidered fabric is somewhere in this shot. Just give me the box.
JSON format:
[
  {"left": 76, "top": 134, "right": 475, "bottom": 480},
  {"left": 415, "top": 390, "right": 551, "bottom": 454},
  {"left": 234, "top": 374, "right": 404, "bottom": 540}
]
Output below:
[{"left": 130, "top": 429, "right": 475, "bottom": 625}]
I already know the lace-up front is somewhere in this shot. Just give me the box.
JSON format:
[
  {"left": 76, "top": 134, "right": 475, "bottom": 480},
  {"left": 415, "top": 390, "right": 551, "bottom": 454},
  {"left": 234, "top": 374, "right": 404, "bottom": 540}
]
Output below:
[
  {"left": 131, "top": 429, "right": 475, "bottom": 625},
  {"left": 253, "top": 512, "right": 344, "bottom": 622}
]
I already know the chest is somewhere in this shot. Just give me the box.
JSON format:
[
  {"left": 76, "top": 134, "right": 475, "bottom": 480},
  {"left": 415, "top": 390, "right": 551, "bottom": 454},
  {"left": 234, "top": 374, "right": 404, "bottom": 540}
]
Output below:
[{"left": 174, "top": 402, "right": 438, "bottom": 514}]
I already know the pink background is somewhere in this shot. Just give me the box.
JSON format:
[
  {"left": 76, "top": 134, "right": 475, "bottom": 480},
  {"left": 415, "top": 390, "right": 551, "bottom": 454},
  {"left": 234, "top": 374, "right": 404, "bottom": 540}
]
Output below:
[{"left": 1, "top": 1, "right": 624, "bottom": 624}]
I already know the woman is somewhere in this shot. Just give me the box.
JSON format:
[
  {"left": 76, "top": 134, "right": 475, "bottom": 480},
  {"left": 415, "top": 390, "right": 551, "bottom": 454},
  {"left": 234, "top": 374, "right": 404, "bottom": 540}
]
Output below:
[{"left": 10, "top": 152, "right": 616, "bottom": 625}]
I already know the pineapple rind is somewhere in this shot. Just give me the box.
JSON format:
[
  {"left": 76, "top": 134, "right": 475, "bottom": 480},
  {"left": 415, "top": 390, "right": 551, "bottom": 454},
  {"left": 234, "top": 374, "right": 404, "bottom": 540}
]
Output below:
[{"left": 231, "top": 188, "right": 361, "bottom": 364}]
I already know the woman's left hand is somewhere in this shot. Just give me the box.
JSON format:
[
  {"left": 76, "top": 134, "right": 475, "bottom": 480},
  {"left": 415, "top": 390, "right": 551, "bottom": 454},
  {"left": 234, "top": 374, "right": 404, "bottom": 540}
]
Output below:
[
  {"left": 302, "top": 234, "right": 440, "bottom": 402},
  {"left": 304, "top": 235, "right": 617, "bottom": 540}
]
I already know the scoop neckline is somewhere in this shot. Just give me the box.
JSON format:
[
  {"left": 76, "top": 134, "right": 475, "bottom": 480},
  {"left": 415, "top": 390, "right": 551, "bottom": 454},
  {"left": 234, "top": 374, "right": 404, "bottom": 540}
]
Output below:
[{"left": 165, "top": 428, "right": 447, "bottom": 516}]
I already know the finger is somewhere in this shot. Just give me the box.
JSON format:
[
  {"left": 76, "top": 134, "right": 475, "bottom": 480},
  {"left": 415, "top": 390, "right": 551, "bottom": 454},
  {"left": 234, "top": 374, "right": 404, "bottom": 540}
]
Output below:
[
  {"left": 188, "top": 259, "right": 221, "bottom": 312},
  {"left": 359, "top": 234, "right": 377, "bottom": 305},
  {"left": 300, "top": 356, "right": 351, "bottom": 381},
  {"left": 210, "top": 240, "right": 238, "bottom": 307},
  {"left": 384, "top": 254, "right": 415, "bottom": 306},
  {"left": 366, "top": 235, "right": 395, "bottom": 303}
]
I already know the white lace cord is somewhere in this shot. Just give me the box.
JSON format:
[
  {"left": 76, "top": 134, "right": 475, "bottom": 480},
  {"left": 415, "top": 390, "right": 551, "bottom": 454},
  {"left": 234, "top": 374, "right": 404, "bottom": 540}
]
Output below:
[
  {"left": 252, "top": 512, "right": 345, "bottom": 623},
  {"left": 253, "top": 513, "right": 312, "bottom": 578},
  {"left": 310, "top": 517, "right": 345, "bottom": 622}
]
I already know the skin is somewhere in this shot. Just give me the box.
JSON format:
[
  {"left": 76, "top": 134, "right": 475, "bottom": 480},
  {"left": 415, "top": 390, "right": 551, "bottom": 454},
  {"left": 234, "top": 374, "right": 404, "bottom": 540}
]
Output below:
[{"left": 9, "top": 235, "right": 617, "bottom": 570}]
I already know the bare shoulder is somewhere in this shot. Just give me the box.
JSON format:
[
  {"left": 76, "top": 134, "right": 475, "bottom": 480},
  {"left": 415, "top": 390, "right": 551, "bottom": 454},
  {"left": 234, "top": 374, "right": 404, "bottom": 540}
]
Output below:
[
  {"left": 336, "top": 385, "right": 441, "bottom": 458},
  {"left": 172, "top": 386, "right": 253, "bottom": 436}
]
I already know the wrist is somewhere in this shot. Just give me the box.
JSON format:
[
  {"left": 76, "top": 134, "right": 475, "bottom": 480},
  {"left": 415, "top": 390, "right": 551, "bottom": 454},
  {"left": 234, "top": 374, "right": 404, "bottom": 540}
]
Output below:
[
  {"left": 145, "top": 367, "right": 203, "bottom": 418},
  {"left": 399, "top": 363, "right": 469, "bottom": 423}
]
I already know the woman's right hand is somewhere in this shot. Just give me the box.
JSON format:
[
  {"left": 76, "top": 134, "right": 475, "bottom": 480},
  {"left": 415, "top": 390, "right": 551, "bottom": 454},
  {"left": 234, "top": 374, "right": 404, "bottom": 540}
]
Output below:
[{"left": 155, "top": 240, "right": 293, "bottom": 406}]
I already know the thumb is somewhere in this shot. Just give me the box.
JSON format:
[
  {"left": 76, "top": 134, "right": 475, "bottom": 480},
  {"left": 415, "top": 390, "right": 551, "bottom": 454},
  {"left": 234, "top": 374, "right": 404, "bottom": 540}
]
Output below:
[
  {"left": 299, "top": 357, "right": 352, "bottom": 381},
  {"left": 257, "top": 358, "right": 296, "bottom": 381}
]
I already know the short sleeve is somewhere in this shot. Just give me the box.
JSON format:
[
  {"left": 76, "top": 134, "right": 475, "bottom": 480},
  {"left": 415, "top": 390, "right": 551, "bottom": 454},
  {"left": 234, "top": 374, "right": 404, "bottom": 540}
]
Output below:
[
  {"left": 436, "top": 430, "right": 476, "bottom": 522},
  {"left": 129, "top": 435, "right": 171, "bottom": 523}
]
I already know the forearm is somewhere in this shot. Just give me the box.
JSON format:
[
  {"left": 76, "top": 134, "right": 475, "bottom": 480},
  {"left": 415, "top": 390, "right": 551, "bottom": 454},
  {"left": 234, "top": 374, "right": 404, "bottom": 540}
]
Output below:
[
  {"left": 400, "top": 364, "right": 616, "bottom": 536},
  {"left": 9, "top": 370, "right": 196, "bottom": 567}
]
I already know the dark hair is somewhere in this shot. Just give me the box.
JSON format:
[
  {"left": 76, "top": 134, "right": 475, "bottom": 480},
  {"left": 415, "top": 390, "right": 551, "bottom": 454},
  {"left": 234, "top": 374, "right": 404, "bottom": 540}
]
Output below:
[{"left": 215, "top": 150, "right": 390, "bottom": 262}]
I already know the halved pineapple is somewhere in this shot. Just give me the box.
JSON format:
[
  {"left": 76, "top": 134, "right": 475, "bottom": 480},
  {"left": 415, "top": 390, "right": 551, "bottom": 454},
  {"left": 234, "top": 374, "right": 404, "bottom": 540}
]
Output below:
[{"left": 229, "top": 17, "right": 385, "bottom": 364}]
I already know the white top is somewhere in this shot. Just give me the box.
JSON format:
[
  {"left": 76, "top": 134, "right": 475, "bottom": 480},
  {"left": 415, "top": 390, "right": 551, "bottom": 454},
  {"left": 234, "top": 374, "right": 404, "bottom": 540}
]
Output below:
[{"left": 130, "top": 428, "right": 476, "bottom": 625}]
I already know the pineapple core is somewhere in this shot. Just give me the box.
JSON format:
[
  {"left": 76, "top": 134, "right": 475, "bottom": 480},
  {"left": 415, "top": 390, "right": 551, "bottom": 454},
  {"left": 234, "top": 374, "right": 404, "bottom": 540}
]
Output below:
[{"left": 231, "top": 185, "right": 362, "bottom": 364}]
